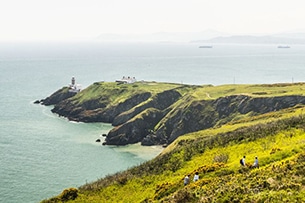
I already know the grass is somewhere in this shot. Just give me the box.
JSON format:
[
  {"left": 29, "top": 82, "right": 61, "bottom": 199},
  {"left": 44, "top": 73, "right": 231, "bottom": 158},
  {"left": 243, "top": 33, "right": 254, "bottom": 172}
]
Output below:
[
  {"left": 41, "top": 82, "right": 305, "bottom": 202},
  {"left": 43, "top": 108, "right": 305, "bottom": 202},
  {"left": 192, "top": 83, "right": 305, "bottom": 100},
  {"left": 68, "top": 81, "right": 305, "bottom": 107},
  {"left": 74, "top": 81, "right": 185, "bottom": 104}
]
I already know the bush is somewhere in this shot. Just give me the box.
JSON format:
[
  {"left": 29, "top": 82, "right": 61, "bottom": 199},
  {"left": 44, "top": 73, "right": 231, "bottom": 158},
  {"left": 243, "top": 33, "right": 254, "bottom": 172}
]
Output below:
[
  {"left": 59, "top": 188, "right": 78, "bottom": 202},
  {"left": 154, "top": 182, "right": 181, "bottom": 200},
  {"left": 270, "top": 148, "right": 281, "bottom": 154},
  {"left": 213, "top": 153, "right": 229, "bottom": 163},
  {"left": 183, "top": 147, "right": 194, "bottom": 161},
  {"left": 215, "top": 168, "right": 235, "bottom": 176},
  {"left": 167, "top": 154, "right": 183, "bottom": 172},
  {"left": 172, "top": 188, "right": 197, "bottom": 203}
]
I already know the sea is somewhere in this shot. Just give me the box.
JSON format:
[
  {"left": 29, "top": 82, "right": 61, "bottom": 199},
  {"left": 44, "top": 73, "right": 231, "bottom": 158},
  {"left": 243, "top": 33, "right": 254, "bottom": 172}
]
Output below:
[{"left": 1, "top": 42, "right": 305, "bottom": 203}]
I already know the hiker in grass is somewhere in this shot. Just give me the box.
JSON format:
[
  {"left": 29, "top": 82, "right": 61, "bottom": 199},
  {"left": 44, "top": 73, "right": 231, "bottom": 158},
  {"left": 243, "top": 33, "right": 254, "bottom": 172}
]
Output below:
[
  {"left": 240, "top": 155, "right": 246, "bottom": 166},
  {"left": 184, "top": 174, "right": 190, "bottom": 186},
  {"left": 193, "top": 172, "right": 199, "bottom": 182},
  {"left": 252, "top": 156, "right": 259, "bottom": 168}
]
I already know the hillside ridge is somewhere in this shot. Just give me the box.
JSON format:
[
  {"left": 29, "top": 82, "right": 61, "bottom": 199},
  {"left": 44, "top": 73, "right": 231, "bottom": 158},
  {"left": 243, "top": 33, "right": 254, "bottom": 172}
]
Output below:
[
  {"left": 38, "top": 81, "right": 305, "bottom": 146},
  {"left": 38, "top": 81, "right": 305, "bottom": 202}
]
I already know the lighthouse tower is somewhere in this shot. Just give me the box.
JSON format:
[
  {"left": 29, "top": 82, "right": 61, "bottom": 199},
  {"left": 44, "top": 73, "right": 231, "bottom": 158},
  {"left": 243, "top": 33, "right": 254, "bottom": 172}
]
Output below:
[
  {"left": 71, "top": 76, "right": 75, "bottom": 86},
  {"left": 69, "top": 76, "right": 81, "bottom": 93}
]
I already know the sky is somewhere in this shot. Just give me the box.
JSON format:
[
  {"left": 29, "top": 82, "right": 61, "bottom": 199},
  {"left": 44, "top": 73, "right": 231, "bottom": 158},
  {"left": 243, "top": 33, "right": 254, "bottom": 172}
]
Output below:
[{"left": 1, "top": 0, "right": 305, "bottom": 41}]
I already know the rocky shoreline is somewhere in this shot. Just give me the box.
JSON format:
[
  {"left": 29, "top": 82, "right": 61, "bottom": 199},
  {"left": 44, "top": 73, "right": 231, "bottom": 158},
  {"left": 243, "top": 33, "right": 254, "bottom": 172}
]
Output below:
[{"left": 35, "top": 81, "right": 305, "bottom": 146}]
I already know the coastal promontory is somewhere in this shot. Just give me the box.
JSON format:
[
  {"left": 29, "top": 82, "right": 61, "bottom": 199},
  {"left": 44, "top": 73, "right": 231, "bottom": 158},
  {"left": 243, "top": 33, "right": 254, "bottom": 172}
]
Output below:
[
  {"left": 41, "top": 81, "right": 305, "bottom": 202},
  {"left": 39, "top": 81, "right": 305, "bottom": 146}
]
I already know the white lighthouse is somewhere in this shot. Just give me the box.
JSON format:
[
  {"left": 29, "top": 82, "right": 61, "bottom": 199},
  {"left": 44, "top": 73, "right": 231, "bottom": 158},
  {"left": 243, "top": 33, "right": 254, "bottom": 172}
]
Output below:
[
  {"left": 69, "top": 76, "right": 81, "bottom": 93},
  {"left": 71, "top": 76, "right": 75, "bottom": 86}
]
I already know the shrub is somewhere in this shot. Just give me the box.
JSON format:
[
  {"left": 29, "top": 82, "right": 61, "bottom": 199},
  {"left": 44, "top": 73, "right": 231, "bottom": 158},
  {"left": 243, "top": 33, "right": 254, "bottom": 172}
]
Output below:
[
  {"left": 154, "top": 182, "right": 181, "bottom": 200},
  {"left": 213, "top": 153, "right": 229, "bottom": 163},
  {"left": 183, "top": 147, "right": 194, "bottom": 161},
  {"left": 172, "top": 188, "right": 197, "bottom": 203},
  {"left": 59, "top": 188, "right": 78, "bottom": 202},
  {"left": 117, "top": 175, "right": 128, "bottom": 185},
  {"left": 215, "top": 168, "right": 235, "bottom": 176},
  {"left": 167, "top": 153, "right": 183, "bottom": 172},
  {"left": 270, "top": 148, "right": 281, "bottom": 154}
]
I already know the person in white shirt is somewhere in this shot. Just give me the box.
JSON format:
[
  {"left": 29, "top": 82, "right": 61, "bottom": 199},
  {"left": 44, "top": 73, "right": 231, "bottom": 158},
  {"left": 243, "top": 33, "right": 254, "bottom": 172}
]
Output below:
[
  {"left": 184, "top": 175, "right": 190, "bottom": 186},
  {"left": 193, "top": 172, "right": 199, "bottom": 182},
  {"left": 252, "top": 156, "right": 259, "bottom": 168}
]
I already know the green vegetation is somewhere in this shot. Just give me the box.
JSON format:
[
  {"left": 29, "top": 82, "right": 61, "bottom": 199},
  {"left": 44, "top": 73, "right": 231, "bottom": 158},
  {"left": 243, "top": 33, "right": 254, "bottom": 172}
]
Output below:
[
  {"left": 78, "top": 82, "right": 305, "bottom": 103},
  {"left": 192, "top": 82, "right": 305, "bottom": 100},
  {"left": 73, "top": 81, "right": 186, "bottom": 105},
  {"left": 61, "top": 81, "right": 305, "bottom": 106},
  {"left": 42, "top": 82, "right": 305, "bottom": 202}
]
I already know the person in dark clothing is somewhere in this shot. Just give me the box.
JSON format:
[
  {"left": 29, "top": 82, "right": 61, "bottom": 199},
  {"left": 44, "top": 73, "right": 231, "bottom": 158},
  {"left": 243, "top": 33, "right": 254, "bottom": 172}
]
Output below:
[{"left": 240, "top": 155, "right": 246, "bottom": 166}]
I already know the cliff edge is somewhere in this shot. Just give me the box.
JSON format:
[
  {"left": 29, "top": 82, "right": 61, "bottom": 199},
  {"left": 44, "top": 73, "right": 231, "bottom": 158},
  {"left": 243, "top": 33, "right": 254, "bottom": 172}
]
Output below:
[{"left": 38, "top": 82, "right": 305, "bottom": 146}]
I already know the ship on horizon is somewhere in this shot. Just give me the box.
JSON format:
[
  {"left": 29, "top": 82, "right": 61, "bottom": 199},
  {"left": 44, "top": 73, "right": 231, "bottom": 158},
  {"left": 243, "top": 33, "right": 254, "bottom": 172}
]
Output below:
[
  {"left": 199, "top": 45, "right": 213, "bottom": 48},
  {"left": 277, "top": 45, "right": 290, "bottom": 48}
]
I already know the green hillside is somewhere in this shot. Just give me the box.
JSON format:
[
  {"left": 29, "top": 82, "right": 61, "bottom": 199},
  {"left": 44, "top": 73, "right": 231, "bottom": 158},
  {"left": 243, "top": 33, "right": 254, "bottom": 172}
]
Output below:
[{"left": 41, "top": 83, "right": 305, "bottom": 202}]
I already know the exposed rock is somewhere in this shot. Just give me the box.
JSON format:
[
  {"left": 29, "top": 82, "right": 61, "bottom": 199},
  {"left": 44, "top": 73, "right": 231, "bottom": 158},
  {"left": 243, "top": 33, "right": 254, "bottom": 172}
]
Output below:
[
  {"left": 96, "top": 92, "right": 152, "bottom": 123},
  {"left": 105, "top": 108, "right": 165, "bottom": 145},
  {"left": 237, "top": 95, "right": 305, "bottom": 114},
  {"left": 40, "top": 82, "right": 305, "bottom": 146},
  {"left": 51, "top": 92, "right": 152, "bottom": 123},
  {"left": 112, "top": 89, "right": 181, "bottom": 126},
  {"left": 144, "top": 95, "right": 305, "bottom": 146},
  {"left": 151, "top": 100, "right": 218, "bottom": 145},
  {"left": 33, "top": 100, "right": 41, "bottom": 104},
  {"left": 42, "top": 87, "right": 77, "bottom": 106}
]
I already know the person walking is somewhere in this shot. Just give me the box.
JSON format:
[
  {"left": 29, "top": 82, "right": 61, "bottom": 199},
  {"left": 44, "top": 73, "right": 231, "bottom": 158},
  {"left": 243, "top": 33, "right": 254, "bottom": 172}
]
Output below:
[
  {"left": 240, "top": 155, "right": 246, "bottom": 166},
  {"left": 193, "top": 172, "right": 199, "bottom": 182},
  {"left": 252, "top": 156, "right": 259, "bottom": 168},
  {"left": 184, "top": 174, "right": 190, "bottom": 186}
]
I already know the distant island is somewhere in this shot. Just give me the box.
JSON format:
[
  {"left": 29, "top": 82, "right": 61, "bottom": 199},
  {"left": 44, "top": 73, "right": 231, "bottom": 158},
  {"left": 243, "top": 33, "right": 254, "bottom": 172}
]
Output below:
[
  {"left": 96, "top": 30, "right": 305, "bottom": 44},
  {"left": 192, "top": 35, "right": 305, "bottom": 44}
]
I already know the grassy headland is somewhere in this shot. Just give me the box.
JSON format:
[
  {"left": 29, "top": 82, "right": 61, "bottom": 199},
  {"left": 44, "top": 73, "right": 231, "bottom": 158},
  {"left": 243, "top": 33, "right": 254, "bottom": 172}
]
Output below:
[{"left": 41, "top": 82, "right": 305, "bottom": 202}]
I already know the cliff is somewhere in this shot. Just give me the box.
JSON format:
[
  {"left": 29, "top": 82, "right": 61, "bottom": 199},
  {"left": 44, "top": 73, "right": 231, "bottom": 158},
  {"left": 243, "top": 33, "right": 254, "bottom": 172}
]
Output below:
[
  {"left": 39, "top": 82, "right": 305, "bottom": 146},
  {"left": 42, "top": 108, "right": 305, "bottom": 202},
  {"left": 34, "top": 87, "right": 77, "bottom": 105},
  {"left": 41, "top": 82, "right": 305, "bottom": 202}
]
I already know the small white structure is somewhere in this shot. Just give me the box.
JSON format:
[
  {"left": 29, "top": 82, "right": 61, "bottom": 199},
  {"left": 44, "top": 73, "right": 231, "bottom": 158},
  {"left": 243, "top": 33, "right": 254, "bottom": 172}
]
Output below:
[
  {"left": 69, "top": 76, "right": 81, "bottom": 93},
  {"left": 115, "top": 76, "right": 137, "bottom": 84}
]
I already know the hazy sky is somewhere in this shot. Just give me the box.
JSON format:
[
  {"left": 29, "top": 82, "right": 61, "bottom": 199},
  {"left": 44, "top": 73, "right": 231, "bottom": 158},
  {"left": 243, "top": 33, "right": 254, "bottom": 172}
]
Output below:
[{"left": 1, "top": 0, "right": 305, "bottom": 41}]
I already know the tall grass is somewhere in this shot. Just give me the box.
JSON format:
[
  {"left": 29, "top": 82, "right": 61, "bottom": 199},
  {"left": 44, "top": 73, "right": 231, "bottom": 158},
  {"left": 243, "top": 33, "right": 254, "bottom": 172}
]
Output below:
[
  {"left": 41, "top": 82, "right": 305, "bottom": 202},
  {"left": 39, "top": 114, "right": 305, "bottom": 202}
]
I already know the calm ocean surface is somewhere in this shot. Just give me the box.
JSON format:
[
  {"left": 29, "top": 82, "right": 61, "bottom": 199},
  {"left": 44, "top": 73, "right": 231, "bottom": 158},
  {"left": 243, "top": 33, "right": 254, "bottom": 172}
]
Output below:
[{"left": 1, "top": 42, "right": 305, "bottom": 203}]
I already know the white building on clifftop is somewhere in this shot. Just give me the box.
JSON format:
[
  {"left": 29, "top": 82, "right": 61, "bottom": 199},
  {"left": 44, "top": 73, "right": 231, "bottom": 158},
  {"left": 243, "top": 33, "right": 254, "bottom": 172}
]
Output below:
[
  {"left": 69, "top": 76, "right": 81, "bottom": 93},
  {"left": 115, "top": 76, "right": 137, "bottom": 84}
]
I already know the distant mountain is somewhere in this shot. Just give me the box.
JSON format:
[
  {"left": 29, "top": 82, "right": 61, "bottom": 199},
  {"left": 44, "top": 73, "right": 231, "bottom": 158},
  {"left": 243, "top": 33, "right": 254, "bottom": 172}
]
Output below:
[
  {"left": 96, "top": 30, "right": 229, "bottom": 42},
  {"left": 194, "top": 35, "right": 305, "bottom": 44},
  {"left": 96, "top": 30, "right": 305, "bottom": 44},
  {"left": 272, "top": 32, "right": 305, "bottom": 39}
]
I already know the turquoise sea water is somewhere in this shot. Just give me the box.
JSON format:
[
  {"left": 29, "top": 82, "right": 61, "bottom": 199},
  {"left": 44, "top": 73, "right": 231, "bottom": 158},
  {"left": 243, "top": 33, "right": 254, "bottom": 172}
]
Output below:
[{"left": 1, "top": 42, "right": 305, "bottom": 203}]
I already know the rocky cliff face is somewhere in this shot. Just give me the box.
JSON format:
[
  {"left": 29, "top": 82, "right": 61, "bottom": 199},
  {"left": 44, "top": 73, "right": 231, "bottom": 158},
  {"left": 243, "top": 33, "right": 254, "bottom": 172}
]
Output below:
[
  {"left": 40, "top": 84, "right": 305, "bottom": 146},
  {"left": 146, "top": 95, "right": 305, "bottom": 145},
  {"left": 40, "top": 87, "right": 77, "bottom": 105},
  {"left": 51, "top": 91, "right": 152, "bottom": 122}
]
